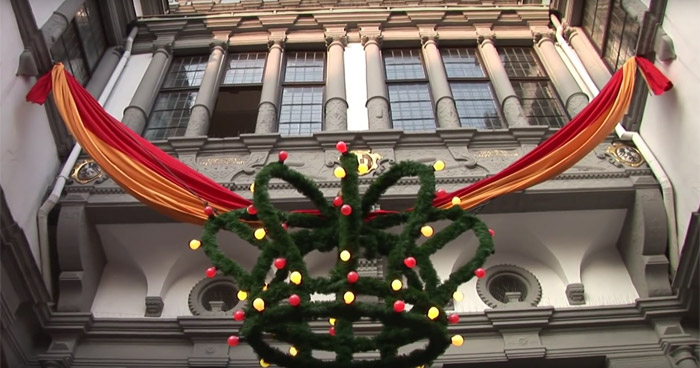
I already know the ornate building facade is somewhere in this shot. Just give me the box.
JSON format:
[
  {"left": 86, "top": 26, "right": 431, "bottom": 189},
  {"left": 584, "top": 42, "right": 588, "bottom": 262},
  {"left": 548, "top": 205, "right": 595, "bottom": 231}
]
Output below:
[{"left": 1, "top": 0, "right": 698, "bottom": 367}]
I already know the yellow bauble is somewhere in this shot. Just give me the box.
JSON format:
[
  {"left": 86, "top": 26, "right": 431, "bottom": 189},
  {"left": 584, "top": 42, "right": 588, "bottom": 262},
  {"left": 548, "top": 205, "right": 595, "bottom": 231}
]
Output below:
[
  {"left": 189, "top": 239, "right": 201, "bottom": 250},
  {"left": 329, "top": 318, "right": 336, "bottom": 326},
  {"left": 250, "top": 182, "right": 255, "bottom": 193},
  {"left": 254, "top": 228, "right": 266, "bottom": 240},
  {"left": 262, "top": 283, "right": 269, "bottom": 291},
  {"left": 253, "top": 298, "right": 265, "bottom": 312},
  {"left": 451, "top": 196, "right": 462, "bottom": 206},
  {"left": 289, "top": 346, "right": 298, "bottom": 357},
  {"left": 427, "top": 306, "right": 440, "bottom": 320},
  {"left": 452, "top": 291, "right": 464, "bottom": 301},
  {"left": 391, "top": 279, "right": 403, "bottom": 291},
  {"left": 451, "top": 335, "right": 464, "bottom": 346},
  {"left": 343, "top": 291, "right": 355, "bottom": 304},
  {"left": 237, "top": 290, "right": 248, "bottom": 301},
  {"left": 420, "top": 225, "right": 434, "bottom": 237},
  {"left": 358, "top": 163, "right": 369, "bottom": 174},
  {"left": 339, "top": 250, "right": 351, "bottom": 262},
  {"left": 290, "top": 271, "right": 302, "bottom": 285},
  {"left": 260, "top": 359, "right": 270, "bottom": 367},
  {"left": 334, "top": 167, "right": 346, "bottom": 179},
  {"left": 433, "top": 160, "right": 446, "bottom": 171}
]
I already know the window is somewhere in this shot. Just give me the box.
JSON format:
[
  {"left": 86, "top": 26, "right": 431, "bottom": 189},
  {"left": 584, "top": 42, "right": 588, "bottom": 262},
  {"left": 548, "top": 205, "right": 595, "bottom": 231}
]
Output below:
[
  {"left": 384, "top": 49, "right": 435, "bottom": 132},
  {"left": 143, "top": 56, "right": 206, "bottom": 140},
  {"left": 582, "top": 0, "right": 641, "bottom": 71},
  {"left": 188, "top": 276, "right": 241, "bottom": 316},
  {"left": 475, "top": 265, "right": 542, "bottom": 309},
  {"left": 209, "top": 52, "right": 266, "bottom": 137},
  {"left": 499, "top": 47, "right": 568, "bottom": 128},
  {"left": 278, "top": 51, "right": 325, "bottom": 136},
  {"left": 50, "top": 0, "right": 107, "bottom": 85},
  {"left": 441, "top": 49, "right": 502, "bottom": 129}
]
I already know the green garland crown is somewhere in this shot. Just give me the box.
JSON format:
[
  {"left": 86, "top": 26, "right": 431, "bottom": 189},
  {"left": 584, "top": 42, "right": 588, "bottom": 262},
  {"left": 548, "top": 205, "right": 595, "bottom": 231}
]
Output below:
[{"left": 199, "top": 143, "right": 494, "bottom": 368}]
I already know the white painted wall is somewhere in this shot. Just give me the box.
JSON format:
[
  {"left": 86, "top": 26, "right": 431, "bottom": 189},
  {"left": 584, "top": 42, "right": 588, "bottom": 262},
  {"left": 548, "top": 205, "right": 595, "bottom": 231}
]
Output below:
[
  {"left": 0, "top": 1, "right": 60, "bottom": 265},
  {"left": 639, "top": 0, "right": 700, "bottom": 249},
  {"left": 103, "top": 53, "right": 152, "bottom": 120},
  {"left": 344, "top": 43, "right": 368, "bottom": 131},
  {"left": 28, "top": 0, "right": 65, "bottom": 27}
]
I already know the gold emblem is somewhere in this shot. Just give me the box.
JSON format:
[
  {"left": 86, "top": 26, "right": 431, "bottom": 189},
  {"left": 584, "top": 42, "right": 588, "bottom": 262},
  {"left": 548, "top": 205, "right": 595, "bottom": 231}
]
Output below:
[
  {"left": 606, "top": 143, "right": 644, "bottom": 167},
  {"left": 71, "top": 159, "right": 104, "bottom": 184},
  {"left": 350, "top": 150, "right": 382, "bottom": 176}
]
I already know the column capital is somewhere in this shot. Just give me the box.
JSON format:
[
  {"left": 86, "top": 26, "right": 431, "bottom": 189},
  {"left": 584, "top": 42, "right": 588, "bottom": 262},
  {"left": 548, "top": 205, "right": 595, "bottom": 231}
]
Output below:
[
  {"left": 360, "top": 26, "right": 383, "bottom": 47},
  {"left": 531, "top": 27, "right": 556, "bottom": 46},
  {"left": 564, "top": 26, "right": 581, "bottom": 41},
  {"left": 419, "top": 26, "right": 439, "bottom": 46},
  {"left": 476, "top": 28, "right": 496, "bottom": 46},
  {"left": 209, "top": 39, "right": 228, "bottom": 52},
  {"left": 325, "top": 27, "right": 348, "bottom": 48},
  {"left": 267, "top": 29, "right": 287, "bottom": 49},
  {"left": 151, "top": 41, "right": 173, "bottom": 56}
]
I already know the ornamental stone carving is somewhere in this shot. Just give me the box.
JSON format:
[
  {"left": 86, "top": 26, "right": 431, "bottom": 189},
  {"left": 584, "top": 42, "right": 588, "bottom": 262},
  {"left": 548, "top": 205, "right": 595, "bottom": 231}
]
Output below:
[{"left": 325, "top": 98, "right": 348, "bottom": 132}]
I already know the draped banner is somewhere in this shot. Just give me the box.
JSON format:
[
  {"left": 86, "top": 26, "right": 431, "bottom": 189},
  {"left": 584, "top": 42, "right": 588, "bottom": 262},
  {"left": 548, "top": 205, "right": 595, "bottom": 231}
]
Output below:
[{"left": 27, "top": 57, "right": 671, "bottom": 225}]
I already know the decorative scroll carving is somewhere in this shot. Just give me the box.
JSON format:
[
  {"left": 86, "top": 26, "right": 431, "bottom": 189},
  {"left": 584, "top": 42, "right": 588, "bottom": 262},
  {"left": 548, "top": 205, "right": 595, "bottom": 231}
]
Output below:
[{"left": 447, "top": 146, "right": 477, "bottom": 169}]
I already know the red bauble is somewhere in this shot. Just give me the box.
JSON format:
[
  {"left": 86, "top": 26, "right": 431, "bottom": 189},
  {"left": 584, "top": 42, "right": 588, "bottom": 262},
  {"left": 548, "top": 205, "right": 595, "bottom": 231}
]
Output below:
[
  {"left": 227, "top": 335, "right": 240, "bottom": 347},
  {"left": 247, "top": 205, "right": 257, "bottom": 215},
  {"left": 340, "top": 204, "right": 352, "bottom": 216},
  {"left": 393, "top": 300, "right": 406, "bottom": 313},
  {"left": 474, "top": 268, "right": 486, "bottom": 278},
  {"left": 278, "top": 151, "right": 289, "bottom": 162},
  {"left": 329, "top": 327, "right": 336, "bottom": 336},
  {"left": 333, "top": 196, "right": 343, "bottom": 207},
  {"left": 403, "top": 257, "right": 417, "bottom": 268},
  {"left": 488, "top": 228, "right": 495, "bottom": 237},
  {"left": 233, "top": 310, "right": 245, "bottom": 321},
  {"left": 436, "top": 188, "right": 447, "bottom": 198},
  {"left": 274, "top": 258, "right": 287, "bottom": 270},
  {"left": 288, "top": 294, "right": 301, "bottom": 307},
  {"left": 204, "top": 206, "right": 215, "bottom": 217},
  {"left": 281, "top": 222, "right": 289, "bottom": 230},
  {"left": 206, "top": 267, "right": 217, "bottom": 278},
  {"left": 336, "top": 141, "right": 348, "bottom": 154},
  {"left": 347, "top": 271, "right": 359, "bottom": 283},
  {"left": 448, "top": 314, "right": 460, "bottom": 324}
]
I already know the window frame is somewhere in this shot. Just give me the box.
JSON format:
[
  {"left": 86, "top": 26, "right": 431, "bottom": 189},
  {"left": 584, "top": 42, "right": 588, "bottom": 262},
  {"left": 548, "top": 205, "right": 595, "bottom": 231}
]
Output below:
[
  {"left": 440, "top": 48, "right": 504, "bottom": 130},
  {"left": 277, "top": 51, "right": 327, "bottom": 136},
  {"left": 581, "top": 0, "right": 641, "bottom": 71},
  {"left": 383, "top": 48, "right": 437, "bottom": 132},
  {"left": 499, "top": 47, "right": 569, "bottom": 128}
]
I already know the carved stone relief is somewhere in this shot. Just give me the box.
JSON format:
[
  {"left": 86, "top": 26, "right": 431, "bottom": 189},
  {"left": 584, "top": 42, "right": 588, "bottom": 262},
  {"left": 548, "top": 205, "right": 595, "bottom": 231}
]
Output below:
[
  {"left": 256, "top": 102, "right": 277, "bottom": 134},
  {"left": 325, "top": 98, "right": 348, "bottom": 132},
  {"left": 436, "top": 98, "right": 460, "bottom": 129},
  {"left": 565, "top": 283, "right": 586, "bottom": 305},
  {"left": 366, "top": 97, "right": 391, "bottom": 130}
]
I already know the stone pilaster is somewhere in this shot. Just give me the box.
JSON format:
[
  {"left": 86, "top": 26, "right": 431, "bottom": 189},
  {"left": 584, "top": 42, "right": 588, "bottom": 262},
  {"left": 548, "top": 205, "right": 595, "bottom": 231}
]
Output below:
[
  {"left": 122, "top": 41, "right": 173, "bottom": 135},
  {"left": 324, "top": 27, "right": 348, "bottom": 132},
  {"left": 476, "top": 28, "right": 530, "bottom": 128},
  {"left": 419, "top": 27, "right": 460, "bottom": 129},
  {"left": 360, "top": 26, "right": 391, "bottom": 130},
  {"left": 256, "top": 29, "right": 286, "bottom": 134},
  {"left": 532, "top": 27, "right": 589, "bottom": 117},
  {"left": 185, "top": 38, "right": 228, "bottom": 137},
  {"left": 565, "top": 26, "right": 613, "bottom": 90}
]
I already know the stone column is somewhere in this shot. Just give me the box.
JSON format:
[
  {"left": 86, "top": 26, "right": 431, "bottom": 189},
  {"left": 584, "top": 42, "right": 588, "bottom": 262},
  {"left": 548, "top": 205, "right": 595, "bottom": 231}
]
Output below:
[
  {"left": 565, "top": 27, "right": 613, "bottom": 90},
  {"left": 669, "top": 346, "right": 699, "bottom": 368},
  {"left": 85, "top": 46, "right": 122, "bottom": 99},
  {"left": 324, "top": 27, "right": 348, "bottom": 132},
  {"left": 419, "top": 28, "right": 460, "bottom": 129},
  {"left": 185, "top": 39, "right": 228, "bottom": 137},
  {"left": 40, "top": 0, "right": 84, "bottom": 48},
  {"left": 255, "top": 31, "right": 286, "bottom": 134},
  {"left": 122, "top": 43, "right": 172, "bottom": 135},
  {"left": 360, "top": 27, "right": 391, "bottom": 130},
  {"left": 476, "top": 29, "right": 530, "bottom": 128},
  {"left": 532, "top": 27, "right": 589, "bottom": 117}
]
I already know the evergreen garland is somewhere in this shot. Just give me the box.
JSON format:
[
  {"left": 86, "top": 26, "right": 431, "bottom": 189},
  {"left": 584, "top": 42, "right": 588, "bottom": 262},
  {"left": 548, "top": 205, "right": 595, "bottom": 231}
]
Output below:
[{"left": 199, "top": 145, "right": 494, "bottom": 368}]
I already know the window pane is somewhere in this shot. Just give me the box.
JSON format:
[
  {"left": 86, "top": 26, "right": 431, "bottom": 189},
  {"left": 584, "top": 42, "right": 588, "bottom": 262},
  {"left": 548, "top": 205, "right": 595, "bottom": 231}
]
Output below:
[
  {"left": 388, "top": 84, "right": 435, "bottom": 131},
  {"left": 278, "top": 87, "right": 323, "bottom": 135},
  {"left": 499, "top": 48, "right": 546, "bottom": 78},
  {"left": 450, "top": 83, "right": 502, "bottom": 129},
  {"left": 441, "top": 49, "right": 485, "bottom": 78},
  {"left": 163, "top": 56, "right": 208, "bottom": 88},
  {"left": 604, "top": 5, "right": 626, "bottom": 70},
  {"left": 223, "top": 52, "right": 266, "bottom": 85},
  {"left": 513, "top": 81, "right": 568, "bottom": 128},
  {"left": 74, "top": 0, "right": 106, "bottom": 71},
  {"left": 617, "top": 16, "right": 639, "bottom": 70},
  {"left": 384, "top": 49, "right": 426, "bottom": 80},
  {"left": 284, "top": 52, "right": 324, "bottom": 83},
  {"left": 592, "top": 0, "right": 612, "bottom": 49},
  {"left": 144, "top": 91, "right": 198, "bottom": 140},
  {"left": 51, "top": 25, "right": 89, "bottom": 85}
]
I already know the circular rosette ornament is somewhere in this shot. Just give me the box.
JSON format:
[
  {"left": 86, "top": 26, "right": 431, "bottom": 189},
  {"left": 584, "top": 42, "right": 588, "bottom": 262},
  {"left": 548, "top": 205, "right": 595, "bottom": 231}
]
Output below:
[{"left": 199, "top": 147, "right": 494, "bottom": 368}]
